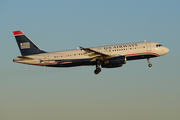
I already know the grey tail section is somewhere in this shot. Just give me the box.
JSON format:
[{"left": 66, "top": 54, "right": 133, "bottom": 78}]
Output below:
[{"left": 13, "top": 31, "right": 46, "bottom": 56}]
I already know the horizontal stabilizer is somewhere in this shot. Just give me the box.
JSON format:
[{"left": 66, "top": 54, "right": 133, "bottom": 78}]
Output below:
[{"left": 17, "top": 56, "right": 34, "bottom": 60}]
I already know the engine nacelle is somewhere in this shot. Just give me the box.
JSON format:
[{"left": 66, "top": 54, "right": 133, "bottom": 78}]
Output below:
[{"left": 102, "top": 56, "right": 126, "bottom": 68}]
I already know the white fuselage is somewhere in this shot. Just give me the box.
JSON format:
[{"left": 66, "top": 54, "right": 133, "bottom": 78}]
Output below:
[
  {"left": 13, "top": 30, "right": 169, "bottom": 74},
  {"left": 14, "top": 41, "right": 169, "bottom": 66}
]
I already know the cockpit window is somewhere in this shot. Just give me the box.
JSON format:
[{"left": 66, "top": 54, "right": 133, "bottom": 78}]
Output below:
[{"left": 156, "top": 44, "right": 163, "bottom": 47}]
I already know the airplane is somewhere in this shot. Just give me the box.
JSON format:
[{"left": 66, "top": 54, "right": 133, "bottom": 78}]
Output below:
[{"left": 13, "top": 31, "right": 169, "bottom": 74}]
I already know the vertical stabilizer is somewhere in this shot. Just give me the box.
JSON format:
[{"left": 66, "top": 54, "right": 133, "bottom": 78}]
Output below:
[{"left": 13, "top": 31, "right": 46, "bottom": 56}]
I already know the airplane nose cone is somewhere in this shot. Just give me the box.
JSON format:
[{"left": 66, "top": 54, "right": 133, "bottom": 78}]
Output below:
[
  {"left": 165, "top": 47, "right": 169, "bottom": 54},
  {"left": 160, "top": 47, "right": 169, "bottom": 56},
  {"left": 163, "top": 47, "right": 169, "bottom": 55}
]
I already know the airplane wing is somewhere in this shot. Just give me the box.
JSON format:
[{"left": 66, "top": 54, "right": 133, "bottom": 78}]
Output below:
[{"left": 79, "top": 46, "right": 113, "bottom": 61}]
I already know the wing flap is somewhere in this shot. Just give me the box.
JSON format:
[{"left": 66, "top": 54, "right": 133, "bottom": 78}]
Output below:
[{"left": 79, "top": 46, "right": 113, "bottom": 61}]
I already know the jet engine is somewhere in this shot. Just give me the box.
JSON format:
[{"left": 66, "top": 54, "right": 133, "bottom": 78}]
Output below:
[{"left": 102, "top": 56, "right": 126, "bottom": 68}]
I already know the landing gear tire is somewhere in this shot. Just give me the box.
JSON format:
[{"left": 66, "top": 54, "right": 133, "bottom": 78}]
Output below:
[
  {"left": 148, "top": 63, "right": 152, "bottom": 67},
  {"left": 94, "top": 67, "right": 101, "bottom": 74},
  {"left": 147, "top": 58, "right": 152, "bottom": 67},
  {"left": 94, "top": 60, "right": 102, "bottom": 75}
]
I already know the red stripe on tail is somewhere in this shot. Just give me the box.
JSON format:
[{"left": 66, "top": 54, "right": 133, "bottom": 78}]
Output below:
[{"left": 13, "top": 31, "right": 24, "bottom": 36}]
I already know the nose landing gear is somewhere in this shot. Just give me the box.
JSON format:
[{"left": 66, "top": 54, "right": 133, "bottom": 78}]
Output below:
[
  {"left": 147, "top": 58, "right": 152, "bottom": 67},
  {"left": 148, "top": 63, "right": 152, "bottom": 67}
]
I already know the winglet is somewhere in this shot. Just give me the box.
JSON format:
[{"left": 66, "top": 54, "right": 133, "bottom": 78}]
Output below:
[
  {"left": 79, "top": 46, "right": 84, "bottom": 50},
  {"left": 13, "top": 31, "right": 24, "bottom": 36}
]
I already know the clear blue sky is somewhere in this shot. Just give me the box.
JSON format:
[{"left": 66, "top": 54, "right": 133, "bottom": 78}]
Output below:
[{"left": 0, "top": 0, "right": 180, "bottom": 120}]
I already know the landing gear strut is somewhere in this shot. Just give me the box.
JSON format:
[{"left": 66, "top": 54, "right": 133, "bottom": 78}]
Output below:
[
  {"left": 94, "top": 61, "right": 102, "bottom": 74},
  {"left": 147, "top": 58, "right": 152, "bottom": 67}
]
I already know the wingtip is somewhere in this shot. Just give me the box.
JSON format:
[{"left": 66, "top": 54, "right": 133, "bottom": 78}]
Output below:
[
  {"left": 79, "top": 46, "right": 83, "bottom": 50},
  {"left": 13, "top": 31, "right": 24, "bottom": 36}
]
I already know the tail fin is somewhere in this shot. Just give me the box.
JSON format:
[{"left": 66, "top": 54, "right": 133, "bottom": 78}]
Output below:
[{"left": 13, "top": 31, "right": 46, "bottom": 56}]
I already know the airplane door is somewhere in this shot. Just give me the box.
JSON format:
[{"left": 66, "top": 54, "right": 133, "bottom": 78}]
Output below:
[
  {"left": 146, "top": 43, "right": 152, "bottom": 51},
  {"left": 44, "top": 54, "right": 49, "bottom": 63},
  {"left": 104, "top": 46, "right": 109, "bottom": 54},
  {"left": 108, "top": 46, "right": 112, "bottom": 54},
  {"left": 108, "top": 49, "right": 112, "bottom": 54},
  {"left": 104, "top": 46, "right": 112, "bottom": 54}
]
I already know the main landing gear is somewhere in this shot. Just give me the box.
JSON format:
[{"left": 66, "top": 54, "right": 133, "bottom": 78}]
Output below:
[
  {"left": 147, "top": 58, "right": 152, "bottom": 67},
  {"left": 94, "top": 61, "right": 101, "bottom": 74}
]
